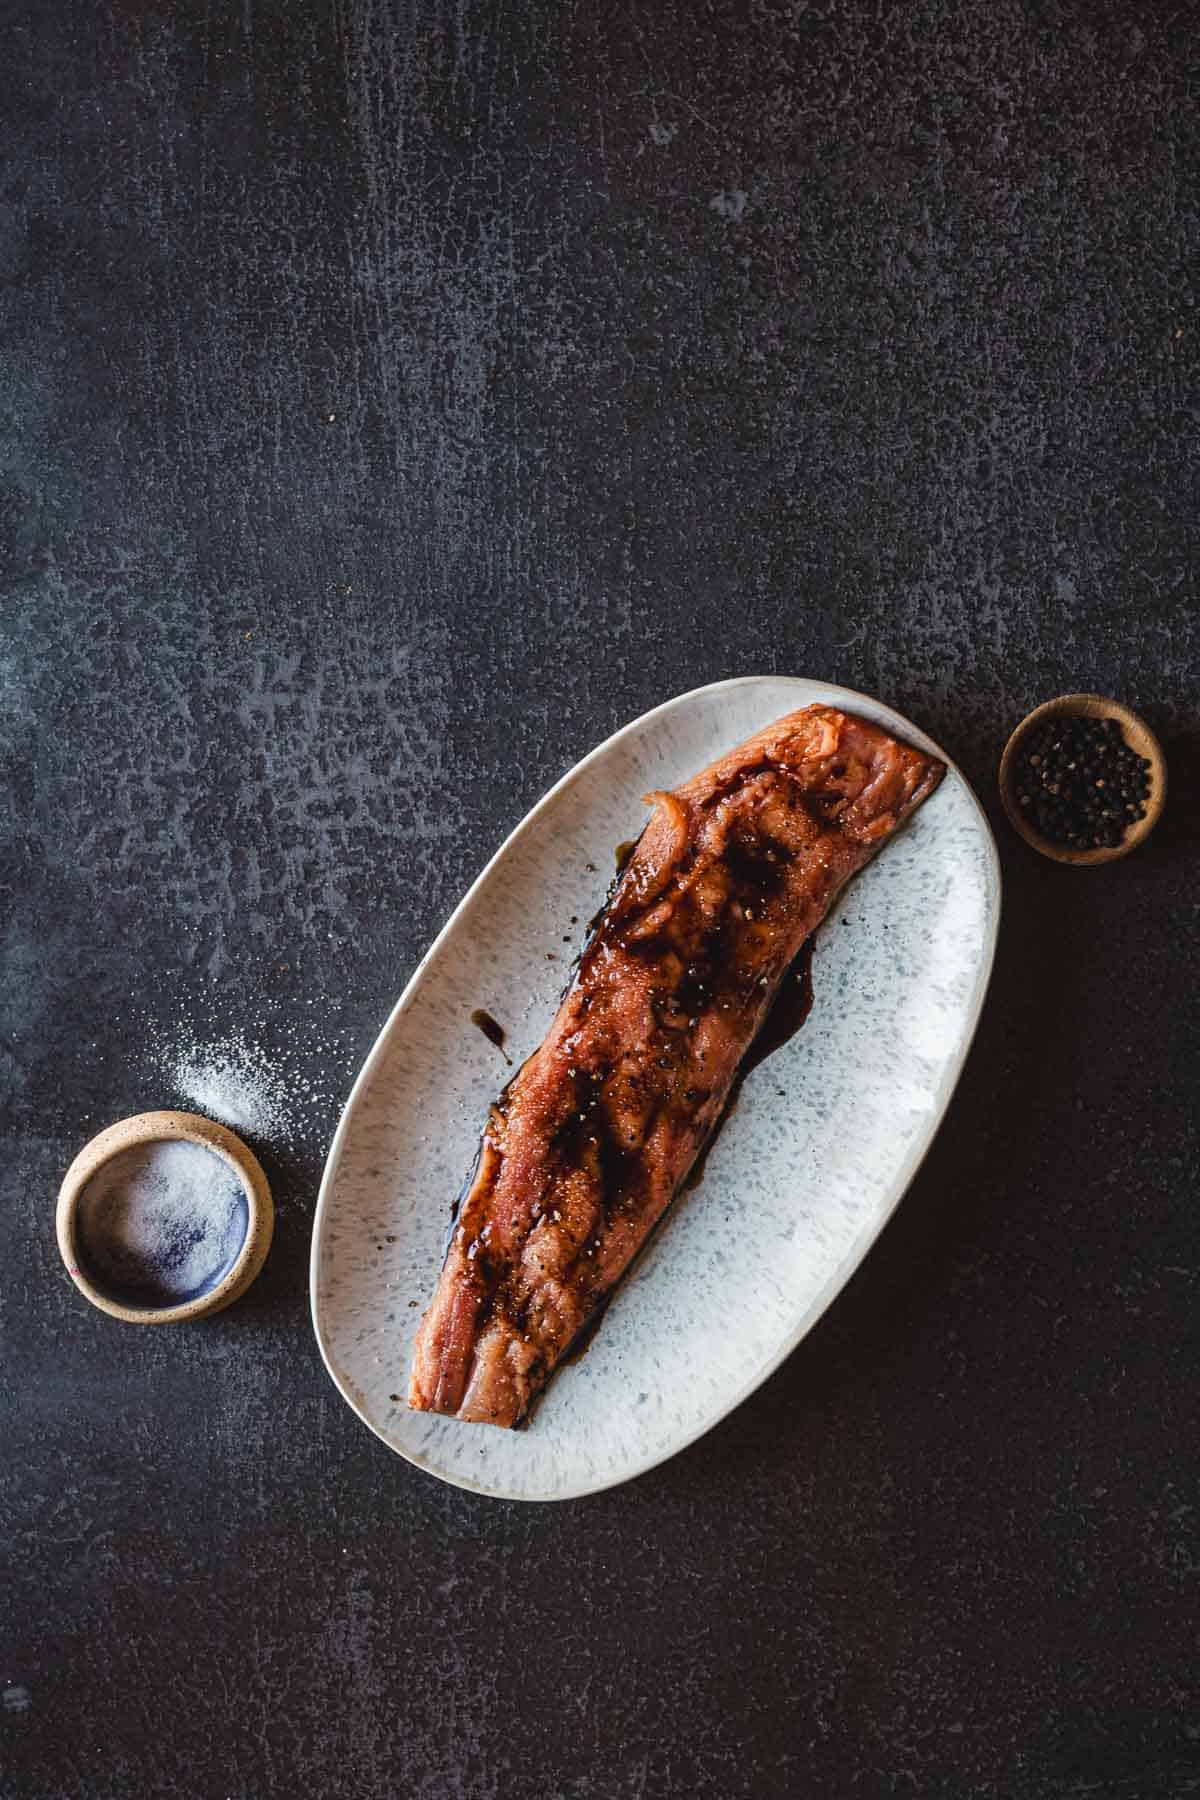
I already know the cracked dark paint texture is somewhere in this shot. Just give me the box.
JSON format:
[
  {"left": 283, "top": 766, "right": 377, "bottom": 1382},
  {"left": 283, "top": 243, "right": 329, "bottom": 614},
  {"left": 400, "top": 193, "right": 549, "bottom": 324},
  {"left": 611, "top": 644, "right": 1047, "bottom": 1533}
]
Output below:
[{"left": 2, "top": 0, "right": 1198, "bottom": 1794}]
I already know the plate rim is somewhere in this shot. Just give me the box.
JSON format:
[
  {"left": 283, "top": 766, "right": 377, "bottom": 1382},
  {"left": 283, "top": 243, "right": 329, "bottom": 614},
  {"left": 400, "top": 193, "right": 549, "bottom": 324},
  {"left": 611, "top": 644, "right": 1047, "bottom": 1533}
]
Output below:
[{"left": 310, "top": 675, "right": 1002, "bottom": 1500}]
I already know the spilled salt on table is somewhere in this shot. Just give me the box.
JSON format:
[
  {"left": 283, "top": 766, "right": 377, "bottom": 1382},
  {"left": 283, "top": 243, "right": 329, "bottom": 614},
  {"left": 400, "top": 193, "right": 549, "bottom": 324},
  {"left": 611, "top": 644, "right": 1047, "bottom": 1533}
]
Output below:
[{"left": 166, "top": 1033, "right": 294, "bottom": 1139}]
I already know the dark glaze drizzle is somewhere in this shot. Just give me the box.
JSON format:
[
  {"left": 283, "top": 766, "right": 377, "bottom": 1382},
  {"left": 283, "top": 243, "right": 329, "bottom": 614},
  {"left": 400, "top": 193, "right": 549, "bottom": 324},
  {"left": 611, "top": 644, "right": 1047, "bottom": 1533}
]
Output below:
[
  {"left": 741, "top": 933, "right": 817, "bottom": 1078},
  {"left": 444, "top": 1141, "right": 483, "bottom": 1252},
  {"left": 560, "top": 1289, "right": 614, "bottom": 1365},
  {"left": 517, "top": 1288, "right": 616, "bottom": 1426},
  {"left": 682, "top": 934, "right": 817, "bottom": 1192},
  {"left": 583, "top": 833, "right": 644, "bottom": 939},
  {"left": 470, "top": 1008, "right": 512, "bottom": 1064}
]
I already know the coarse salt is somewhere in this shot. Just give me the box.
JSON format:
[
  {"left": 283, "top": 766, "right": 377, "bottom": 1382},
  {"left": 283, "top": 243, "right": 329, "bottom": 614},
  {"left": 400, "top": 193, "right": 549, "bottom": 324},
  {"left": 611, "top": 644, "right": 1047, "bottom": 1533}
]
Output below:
[{"left": 77, "top": 1139, "right": 246, "bottom": 1303}]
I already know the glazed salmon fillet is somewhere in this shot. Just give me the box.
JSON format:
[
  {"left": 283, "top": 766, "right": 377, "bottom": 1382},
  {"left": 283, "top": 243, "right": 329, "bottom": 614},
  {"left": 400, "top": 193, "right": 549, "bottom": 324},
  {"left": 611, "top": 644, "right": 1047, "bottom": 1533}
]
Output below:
[{"left": 409, "top": 705, "right": 944, "bottom": 1426}]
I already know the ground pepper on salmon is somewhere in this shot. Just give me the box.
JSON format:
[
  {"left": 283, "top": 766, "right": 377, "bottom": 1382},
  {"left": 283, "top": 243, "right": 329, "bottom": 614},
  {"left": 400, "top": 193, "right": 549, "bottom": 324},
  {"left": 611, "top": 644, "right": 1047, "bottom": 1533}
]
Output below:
[{"left": 409, "top": 705, "right": 945, "bottom": 1427}]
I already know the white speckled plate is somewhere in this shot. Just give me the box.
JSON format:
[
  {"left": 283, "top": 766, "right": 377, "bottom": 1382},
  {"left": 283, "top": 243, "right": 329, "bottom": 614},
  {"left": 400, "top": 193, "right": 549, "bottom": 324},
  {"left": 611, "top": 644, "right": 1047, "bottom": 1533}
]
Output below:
[{"left": 311, "top": 678, "right": 1000, "bottom": 1500}]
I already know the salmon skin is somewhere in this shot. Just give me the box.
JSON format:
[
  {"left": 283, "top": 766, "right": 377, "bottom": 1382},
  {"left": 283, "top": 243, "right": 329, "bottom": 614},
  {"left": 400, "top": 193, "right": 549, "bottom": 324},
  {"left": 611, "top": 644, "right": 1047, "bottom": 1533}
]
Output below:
[{"left": 409, "top": 705, "right": 944, "bottom": 1427}]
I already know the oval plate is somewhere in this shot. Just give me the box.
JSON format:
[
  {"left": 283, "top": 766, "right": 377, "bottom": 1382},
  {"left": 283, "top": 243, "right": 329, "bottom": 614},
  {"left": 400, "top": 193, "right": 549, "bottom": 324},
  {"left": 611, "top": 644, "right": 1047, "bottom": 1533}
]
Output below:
[{"left": 311, "top": 678, "right": 1000, "bottom": 1500}]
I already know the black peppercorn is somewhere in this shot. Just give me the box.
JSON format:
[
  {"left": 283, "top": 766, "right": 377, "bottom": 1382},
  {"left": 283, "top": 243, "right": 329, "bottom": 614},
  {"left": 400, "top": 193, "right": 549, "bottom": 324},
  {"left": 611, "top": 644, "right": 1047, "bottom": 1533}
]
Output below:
[{"left": 1012, "top": 714, "right": 1149, "bottom": 849}]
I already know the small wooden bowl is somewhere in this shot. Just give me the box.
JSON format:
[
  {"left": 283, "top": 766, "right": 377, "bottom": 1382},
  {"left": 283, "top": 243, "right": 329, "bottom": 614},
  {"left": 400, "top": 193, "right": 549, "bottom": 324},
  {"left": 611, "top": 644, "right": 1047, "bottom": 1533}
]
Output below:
[
  {"left": 57, "top": 1110, "right": 274, "bottom": 1323},
  {"left": 999, "top": 694, "right": 1167, "bottom": 866}
]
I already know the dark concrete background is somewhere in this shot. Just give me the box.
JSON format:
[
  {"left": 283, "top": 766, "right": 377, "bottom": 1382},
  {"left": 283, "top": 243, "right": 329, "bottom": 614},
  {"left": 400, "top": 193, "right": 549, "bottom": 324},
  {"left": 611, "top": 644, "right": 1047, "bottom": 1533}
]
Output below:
[{"left": 2, "top": 0, "right": 1198, "bottom": 1794}]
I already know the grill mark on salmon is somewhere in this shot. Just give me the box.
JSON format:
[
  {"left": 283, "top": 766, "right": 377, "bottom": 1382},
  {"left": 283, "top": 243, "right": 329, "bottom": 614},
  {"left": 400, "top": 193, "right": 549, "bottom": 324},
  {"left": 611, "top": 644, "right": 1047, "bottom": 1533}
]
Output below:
[{"left": 409, "top": 705, "right": 944, "bottom": 1427}]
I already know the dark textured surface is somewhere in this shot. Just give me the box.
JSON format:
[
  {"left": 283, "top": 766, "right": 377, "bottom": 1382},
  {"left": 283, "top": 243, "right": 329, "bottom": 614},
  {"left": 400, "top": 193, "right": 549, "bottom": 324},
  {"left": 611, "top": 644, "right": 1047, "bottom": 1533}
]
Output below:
[{"left": 3, "top": 0, "right": 1198, "bottom": 1794}]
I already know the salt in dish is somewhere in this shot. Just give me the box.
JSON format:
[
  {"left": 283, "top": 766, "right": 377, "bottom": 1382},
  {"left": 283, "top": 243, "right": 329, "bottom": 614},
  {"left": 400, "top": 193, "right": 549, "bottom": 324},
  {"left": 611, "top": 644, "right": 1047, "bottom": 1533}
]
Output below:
[{"left": 57, "top": 1110, "right": 273, "bottom": 1323}]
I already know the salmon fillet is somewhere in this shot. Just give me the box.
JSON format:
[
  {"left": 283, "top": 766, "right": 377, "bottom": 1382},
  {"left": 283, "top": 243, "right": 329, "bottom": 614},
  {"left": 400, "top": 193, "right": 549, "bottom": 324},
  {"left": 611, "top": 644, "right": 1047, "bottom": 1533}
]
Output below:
[{"left": 409, "top": 704, "right": 944, "bottom": 1427}]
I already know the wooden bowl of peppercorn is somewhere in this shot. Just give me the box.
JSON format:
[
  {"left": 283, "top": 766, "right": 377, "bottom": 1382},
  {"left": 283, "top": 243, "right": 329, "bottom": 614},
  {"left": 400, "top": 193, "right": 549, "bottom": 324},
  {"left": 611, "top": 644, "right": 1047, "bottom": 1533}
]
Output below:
[{"left": 999, "top": 694, "right": 1166, "bottom": 866}]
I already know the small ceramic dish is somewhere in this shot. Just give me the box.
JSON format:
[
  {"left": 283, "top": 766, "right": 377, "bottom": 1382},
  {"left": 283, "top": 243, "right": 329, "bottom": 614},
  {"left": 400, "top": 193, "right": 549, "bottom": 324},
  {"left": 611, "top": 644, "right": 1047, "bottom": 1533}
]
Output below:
[
  {"left": 999, "top": 693, "right": 1167, "bottom": 866},
  {"left": 57, "top": 1110, "right": 273, "bottom": 1323}
]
